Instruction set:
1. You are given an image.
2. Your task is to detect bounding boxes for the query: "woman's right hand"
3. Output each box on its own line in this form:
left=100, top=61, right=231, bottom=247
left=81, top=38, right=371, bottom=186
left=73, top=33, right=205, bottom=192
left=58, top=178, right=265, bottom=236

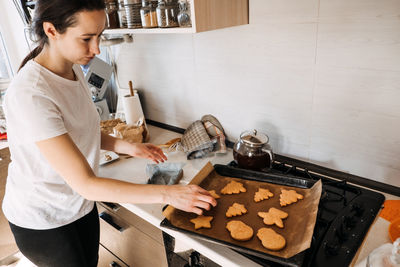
left=164, top=184, right=217, bottom=215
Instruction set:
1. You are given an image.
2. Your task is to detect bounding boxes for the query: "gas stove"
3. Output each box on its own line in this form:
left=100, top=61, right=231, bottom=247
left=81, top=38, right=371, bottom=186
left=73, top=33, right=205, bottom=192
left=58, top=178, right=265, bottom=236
left=227, top=159, right=385, bottom=267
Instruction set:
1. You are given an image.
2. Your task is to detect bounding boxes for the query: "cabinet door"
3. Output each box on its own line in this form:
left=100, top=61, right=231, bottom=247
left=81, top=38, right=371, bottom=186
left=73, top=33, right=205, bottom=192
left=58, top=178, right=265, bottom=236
left=98, top=203, right=168, bottom=267
left=0, top=148, right=18, bottom=261
left=98, top=244, right=128, bottom=267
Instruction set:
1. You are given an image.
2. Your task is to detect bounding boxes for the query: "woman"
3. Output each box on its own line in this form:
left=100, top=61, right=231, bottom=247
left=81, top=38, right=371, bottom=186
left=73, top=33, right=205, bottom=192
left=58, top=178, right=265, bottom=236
left=2, top=1, right=216, bottom=266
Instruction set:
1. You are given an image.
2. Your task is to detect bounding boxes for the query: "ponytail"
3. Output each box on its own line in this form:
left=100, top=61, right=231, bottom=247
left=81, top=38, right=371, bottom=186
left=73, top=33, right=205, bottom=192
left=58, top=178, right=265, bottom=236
left=18, top=43, right=44, bottom=71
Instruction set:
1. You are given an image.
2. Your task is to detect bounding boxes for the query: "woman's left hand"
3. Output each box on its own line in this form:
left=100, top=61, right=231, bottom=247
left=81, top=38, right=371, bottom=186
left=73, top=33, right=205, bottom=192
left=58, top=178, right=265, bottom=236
left=128, top=143, right=167, bottom=163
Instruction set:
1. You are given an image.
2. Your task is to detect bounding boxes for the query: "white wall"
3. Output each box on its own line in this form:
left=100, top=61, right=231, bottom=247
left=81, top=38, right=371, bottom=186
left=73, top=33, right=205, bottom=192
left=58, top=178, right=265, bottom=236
left=115, top=0, right=400, bottom=187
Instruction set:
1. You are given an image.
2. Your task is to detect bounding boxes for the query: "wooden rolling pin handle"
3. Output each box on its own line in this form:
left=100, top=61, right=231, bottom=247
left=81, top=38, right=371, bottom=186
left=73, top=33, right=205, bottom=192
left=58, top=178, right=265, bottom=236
left=129, top=81, right=134, bottom=96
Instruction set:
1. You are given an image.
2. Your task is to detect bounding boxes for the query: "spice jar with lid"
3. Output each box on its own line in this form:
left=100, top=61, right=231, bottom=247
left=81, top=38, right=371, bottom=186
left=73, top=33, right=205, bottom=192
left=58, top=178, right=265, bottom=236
left=117, top=0, right=127, bottom=28
left=105, top=0, right=120, bottom=29
left=177, top=0, right=191, bottom=27
left=140, top=0, right=157, bottom=28
left=156, top=0, right=178, bottom=28
left=124, top=0, right=142, bottom=28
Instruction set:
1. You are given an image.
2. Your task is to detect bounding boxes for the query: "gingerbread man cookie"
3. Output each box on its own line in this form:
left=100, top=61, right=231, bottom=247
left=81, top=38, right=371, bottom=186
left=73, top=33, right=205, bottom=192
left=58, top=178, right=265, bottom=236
left=220, top=180, right=246, bottom=195
left=226, top=203, right=248, bottom=218
left=254, top=188, right=274, bottom=202
left=279, top=189, right=304, bottom=207
left=226, top=220, right=254, bottom=241
left=190, top=215, right=213, bottom=230
left=257, top=207, right=288, bottom=228
left=257, top=228, right=286, bottom=251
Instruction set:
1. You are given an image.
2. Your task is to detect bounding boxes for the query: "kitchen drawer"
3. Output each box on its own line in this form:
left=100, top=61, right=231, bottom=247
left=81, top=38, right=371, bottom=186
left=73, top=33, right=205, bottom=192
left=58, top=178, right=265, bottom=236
left=97, top=203, right=167, bottom=267
left=98, top=244, right=128, bottom=267
left=99, top=202, right=164, bottom=245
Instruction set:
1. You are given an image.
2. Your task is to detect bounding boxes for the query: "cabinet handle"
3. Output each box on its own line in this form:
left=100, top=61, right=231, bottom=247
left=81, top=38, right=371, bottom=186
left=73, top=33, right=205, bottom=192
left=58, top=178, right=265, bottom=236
left=109, top=261, right=121, bottom=267
left=99, top=212, right=125, bottom=232
left=102, top=202, right=121, bottom=212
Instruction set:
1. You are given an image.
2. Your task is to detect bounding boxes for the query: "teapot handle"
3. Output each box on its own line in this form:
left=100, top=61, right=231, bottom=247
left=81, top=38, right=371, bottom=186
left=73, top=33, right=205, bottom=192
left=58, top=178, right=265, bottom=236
left=262, top=145, right=274, bottom=168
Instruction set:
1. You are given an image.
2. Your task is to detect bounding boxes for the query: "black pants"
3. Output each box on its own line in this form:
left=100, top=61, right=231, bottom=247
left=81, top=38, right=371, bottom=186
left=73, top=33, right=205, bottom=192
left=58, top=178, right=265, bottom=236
left=9, top=205, right=99, bottom=267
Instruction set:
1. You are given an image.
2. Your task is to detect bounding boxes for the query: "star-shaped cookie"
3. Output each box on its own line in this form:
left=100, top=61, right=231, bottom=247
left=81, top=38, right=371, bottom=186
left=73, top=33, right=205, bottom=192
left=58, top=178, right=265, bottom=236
left=190, top=215, right=213, bottom=230
left=208, top=190, right=220, bottom=199
left=220, top=181, right=246, bottom=195
left=254, top=188, right=274, bottom=202
left=258, top=207, right=288, bottom=228
left=226, top=203, right=248, bottom=217
left=279, top=189, right=304, bottom=206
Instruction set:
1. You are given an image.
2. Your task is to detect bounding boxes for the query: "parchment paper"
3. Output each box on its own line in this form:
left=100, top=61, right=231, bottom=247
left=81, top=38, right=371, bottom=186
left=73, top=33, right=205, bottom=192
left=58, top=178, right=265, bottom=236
left=163, top=162, right=322, bottom=259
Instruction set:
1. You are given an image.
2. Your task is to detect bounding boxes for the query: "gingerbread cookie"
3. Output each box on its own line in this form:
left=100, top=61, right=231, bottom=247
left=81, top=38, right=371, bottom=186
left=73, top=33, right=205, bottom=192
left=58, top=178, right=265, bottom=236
left=254, top=188, right=274, bottom=202
left=190, top=215, right=213, bottom=230
left=220, top=180, right=246, bottom=195
left=226, top=220, right=254, bottom=241
left=208, top=190, right=220, bottom=199
left=280, top=189, right=304, bottom=207
left=226, top=203, right=248, bottom=218
left=257, top=228, right=286, bottom=251
left=257, top=207, right=288, bottom=228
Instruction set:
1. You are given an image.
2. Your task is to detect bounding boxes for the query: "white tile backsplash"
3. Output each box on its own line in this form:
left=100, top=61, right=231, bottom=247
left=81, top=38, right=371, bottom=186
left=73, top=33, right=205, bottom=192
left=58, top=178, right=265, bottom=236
left=114, top=0, right=400, bottom=187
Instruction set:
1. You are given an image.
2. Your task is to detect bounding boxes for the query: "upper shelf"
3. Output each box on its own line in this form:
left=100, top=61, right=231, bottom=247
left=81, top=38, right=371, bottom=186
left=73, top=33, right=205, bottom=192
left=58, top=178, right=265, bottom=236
left=104, top=0, right=249, bottom=35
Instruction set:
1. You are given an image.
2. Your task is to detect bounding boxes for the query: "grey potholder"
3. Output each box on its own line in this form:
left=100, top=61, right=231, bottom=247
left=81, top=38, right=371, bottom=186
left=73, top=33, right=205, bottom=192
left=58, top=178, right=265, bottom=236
left=146, top=162, right=185, bottom=185
left=181, top=120, right=215, bottom=159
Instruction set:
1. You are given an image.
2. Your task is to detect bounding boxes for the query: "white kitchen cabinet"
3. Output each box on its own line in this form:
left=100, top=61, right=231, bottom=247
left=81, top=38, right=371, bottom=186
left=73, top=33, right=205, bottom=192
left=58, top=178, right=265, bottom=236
left=0, top=148, right=18, bottom=262
left=104, top=0, right=249, bottom=34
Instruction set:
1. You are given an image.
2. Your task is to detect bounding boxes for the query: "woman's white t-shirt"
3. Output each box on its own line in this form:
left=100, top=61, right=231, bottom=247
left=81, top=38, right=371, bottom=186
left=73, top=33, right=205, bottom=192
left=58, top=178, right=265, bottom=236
left=2, top=60, right=101, bottom=230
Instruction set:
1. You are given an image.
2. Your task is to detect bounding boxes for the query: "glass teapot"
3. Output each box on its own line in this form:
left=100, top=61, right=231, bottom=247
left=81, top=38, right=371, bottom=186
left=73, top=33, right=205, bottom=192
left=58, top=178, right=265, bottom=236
left=233, top=129, right=274, bottom=171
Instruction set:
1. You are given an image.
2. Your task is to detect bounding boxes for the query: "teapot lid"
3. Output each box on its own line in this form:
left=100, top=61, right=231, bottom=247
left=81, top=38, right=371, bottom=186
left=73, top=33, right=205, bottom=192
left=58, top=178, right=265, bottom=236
left=240, top=129, right=269, bottom=147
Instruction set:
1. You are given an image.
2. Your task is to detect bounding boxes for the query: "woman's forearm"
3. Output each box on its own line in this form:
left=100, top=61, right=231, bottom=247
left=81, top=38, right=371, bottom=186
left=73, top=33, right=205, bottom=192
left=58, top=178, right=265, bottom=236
left=100, top=132, right=133, bottom=154
left=81, top=175, right=167, bottom=204
left=75, top=175, right=215, bottom=214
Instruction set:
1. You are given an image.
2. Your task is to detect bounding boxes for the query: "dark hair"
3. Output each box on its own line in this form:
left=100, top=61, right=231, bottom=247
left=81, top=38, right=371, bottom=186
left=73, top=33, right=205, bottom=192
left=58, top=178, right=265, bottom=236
left=19, top=0, right=105, bottom=71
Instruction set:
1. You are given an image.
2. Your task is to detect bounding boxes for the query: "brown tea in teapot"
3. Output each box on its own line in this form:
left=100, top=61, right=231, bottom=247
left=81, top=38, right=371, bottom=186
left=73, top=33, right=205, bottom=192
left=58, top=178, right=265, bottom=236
left=233, top=129, right=274, bottom=171
left=233, top=150, right=271, bottom=171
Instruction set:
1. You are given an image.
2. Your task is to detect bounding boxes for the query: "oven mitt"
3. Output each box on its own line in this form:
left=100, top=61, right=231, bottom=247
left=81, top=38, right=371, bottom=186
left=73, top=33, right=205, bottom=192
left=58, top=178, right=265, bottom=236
left=201, top=114, right=227, bottom=154
left=146, top=162, right=185, bottom=185
left=181, top=120, right=216, bottom=159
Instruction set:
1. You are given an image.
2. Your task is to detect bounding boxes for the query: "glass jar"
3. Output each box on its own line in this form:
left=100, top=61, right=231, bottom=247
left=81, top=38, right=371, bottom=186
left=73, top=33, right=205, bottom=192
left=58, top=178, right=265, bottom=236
left=156, top=0, right=178, bottom=28
left=124, top=0, right=142, bottom=29
left=233, top=129, right=274, bottom=171
left=105, top=0, right=120, bottom=29
left=117, top=0, right=127, bottom=28
left=140, top=0, right=157, bottom=28
left=177, top=0, right=191, bottom=27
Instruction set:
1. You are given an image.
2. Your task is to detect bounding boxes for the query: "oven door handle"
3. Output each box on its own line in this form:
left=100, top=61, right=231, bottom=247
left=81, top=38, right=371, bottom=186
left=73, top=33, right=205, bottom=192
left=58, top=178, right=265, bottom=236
left=99, top=211, right=125, bottom=232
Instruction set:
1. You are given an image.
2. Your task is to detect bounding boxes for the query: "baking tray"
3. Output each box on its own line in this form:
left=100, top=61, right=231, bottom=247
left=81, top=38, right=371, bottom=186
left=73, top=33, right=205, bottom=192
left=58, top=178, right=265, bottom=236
left=161, top=163, right=322, bottom=267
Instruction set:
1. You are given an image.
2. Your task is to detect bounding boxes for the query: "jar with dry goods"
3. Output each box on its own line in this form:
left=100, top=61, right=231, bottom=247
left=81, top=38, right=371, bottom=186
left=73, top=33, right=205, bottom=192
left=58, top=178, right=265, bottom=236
left=233, top=129, right=274, bottom=171
left=124, top=0, right=142, bottom=28
left=105, top=0, right=120, bottom=29
left=177, top=0, right=191, bottom=27
left=156, top=0, right=178, bottom=28
left=140, top=0, right=157, bottom=28
left=117, top=0, right=127, bottom=28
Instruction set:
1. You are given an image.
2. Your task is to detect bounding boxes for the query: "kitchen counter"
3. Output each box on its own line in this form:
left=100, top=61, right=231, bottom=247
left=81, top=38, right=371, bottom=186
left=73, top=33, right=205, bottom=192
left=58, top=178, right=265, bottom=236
left=99, top=125, right=399, bottom=267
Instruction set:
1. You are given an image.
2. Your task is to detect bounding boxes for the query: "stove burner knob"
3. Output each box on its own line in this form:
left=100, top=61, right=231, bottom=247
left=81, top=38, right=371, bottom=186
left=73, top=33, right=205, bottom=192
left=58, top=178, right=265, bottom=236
left=351, top=202, right=365, bottom=217
left=324, top=241, right=340, bottom=256
left=343, top=216, right=357, bottom=229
